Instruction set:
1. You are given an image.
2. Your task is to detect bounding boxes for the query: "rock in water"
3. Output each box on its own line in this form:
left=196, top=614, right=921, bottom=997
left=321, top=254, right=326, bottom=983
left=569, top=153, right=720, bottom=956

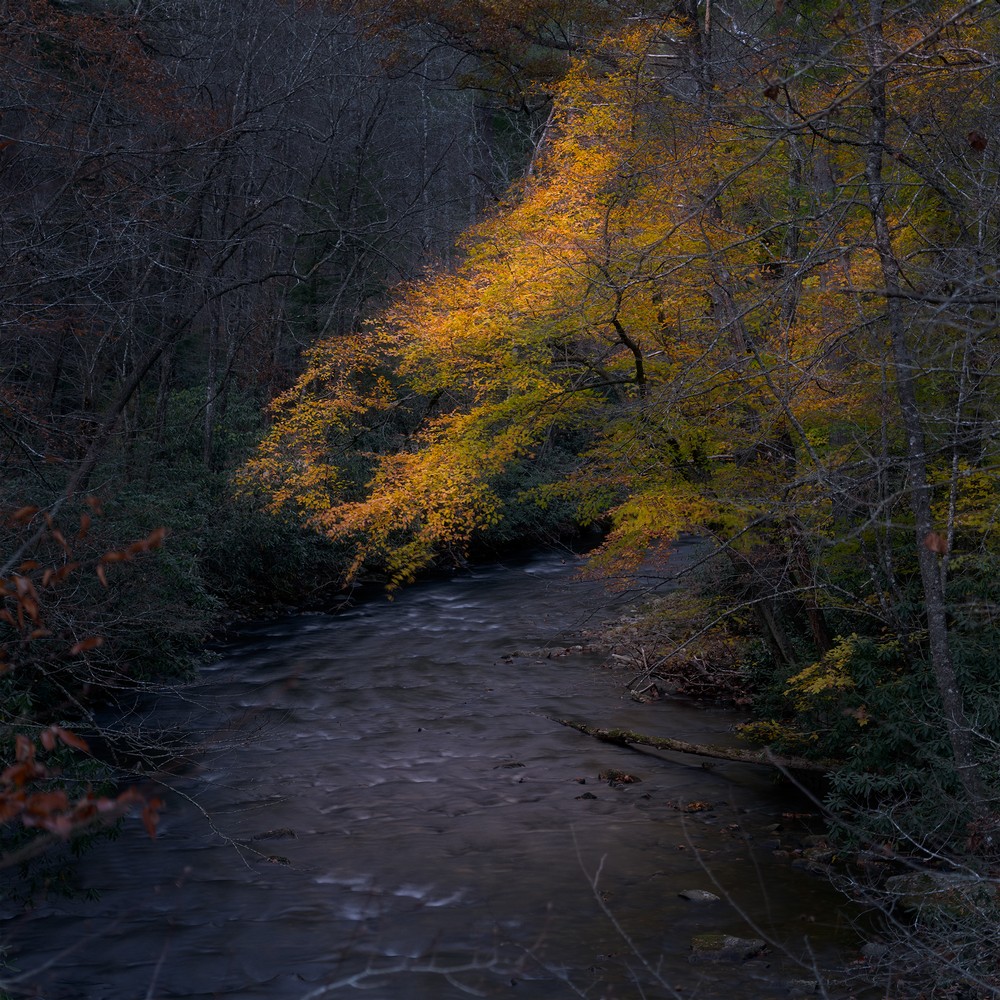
left=678, top=889, right=721, bottom=903
left=250, top=828, right=297, bottom=842
left=689, top=933, right=766, bottom=963
left=598, top=768, right=641, bottom=785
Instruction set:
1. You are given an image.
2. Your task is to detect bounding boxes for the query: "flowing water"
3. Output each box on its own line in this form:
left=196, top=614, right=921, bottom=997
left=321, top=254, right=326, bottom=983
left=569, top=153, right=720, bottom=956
left=1, top=544, right=869, bottom=999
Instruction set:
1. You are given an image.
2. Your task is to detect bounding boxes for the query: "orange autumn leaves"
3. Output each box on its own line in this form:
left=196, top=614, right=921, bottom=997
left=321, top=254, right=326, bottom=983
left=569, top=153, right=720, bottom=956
left=238, top=26, right=893, bottom=584
left=0, top=729, right=162, bottom=847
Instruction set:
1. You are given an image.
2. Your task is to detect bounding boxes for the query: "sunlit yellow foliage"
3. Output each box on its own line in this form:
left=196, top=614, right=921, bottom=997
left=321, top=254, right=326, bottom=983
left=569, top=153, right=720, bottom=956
left=930, top=461, right=1000, bottom=543
left=786, top=634, right=862, bottom=710
left=237, top=333, right=399, bottom=516
left=239, top=10, right=996, bottom=591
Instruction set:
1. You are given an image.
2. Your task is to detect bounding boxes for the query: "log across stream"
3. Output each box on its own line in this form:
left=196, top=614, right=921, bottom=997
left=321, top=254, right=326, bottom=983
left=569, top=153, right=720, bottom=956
left=0, top=544, right=870, bottom=999
left=553, top=719, right=833, bottom=773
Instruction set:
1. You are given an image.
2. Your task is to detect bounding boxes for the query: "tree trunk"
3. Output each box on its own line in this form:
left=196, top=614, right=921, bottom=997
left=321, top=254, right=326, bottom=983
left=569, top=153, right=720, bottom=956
left=203, top=322, right=219, bottom=471
left=857, top=0, right=982, bottom=805
left=722, top=544, right=798, bottom=670
left=788, top=517, right=833, bottom=656
left=154, top=344, right=175, bottom=450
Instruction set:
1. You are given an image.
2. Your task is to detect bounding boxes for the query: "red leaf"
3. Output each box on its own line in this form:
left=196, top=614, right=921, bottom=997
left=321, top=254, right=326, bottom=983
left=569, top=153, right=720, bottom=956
left=924, top=531, right=948, bottom=555
left=15, top=735, right=34, bottom=763
left=21, top=596, right=40, bottom=624
left=23, top=790, right=69, bottom=819
left=39, top=814, right=74, bottom=837
left=10, top=506, right=39, bottom=525
left=1, top=761, right=46, bottom=787
left=52, top=562, right=80, bottom=584
left=54, top=727, right=90, bottom=753
left=72, top=801, right=97, bottom=822
left=69, top=636, right=103, bottom=656
left=0, top=797, right=25, bottom=823
left=141, top=797, right=164, bottom=839
left=127, top=528, right=167, bottom=556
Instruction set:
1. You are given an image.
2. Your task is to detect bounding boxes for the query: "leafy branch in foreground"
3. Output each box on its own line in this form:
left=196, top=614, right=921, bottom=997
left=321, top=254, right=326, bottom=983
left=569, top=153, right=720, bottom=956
left=0, top=729, right=161, bottom=872
left=0, top=505, right=168, bottom=873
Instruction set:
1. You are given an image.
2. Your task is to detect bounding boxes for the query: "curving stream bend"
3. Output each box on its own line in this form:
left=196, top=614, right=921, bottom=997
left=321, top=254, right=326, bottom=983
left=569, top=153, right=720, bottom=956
left=2, top=544, right=865, bottom=999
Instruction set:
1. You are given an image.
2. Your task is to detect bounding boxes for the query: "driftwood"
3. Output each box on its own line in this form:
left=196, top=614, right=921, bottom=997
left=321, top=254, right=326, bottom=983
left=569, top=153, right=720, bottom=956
left=553, top=719, right=831, bottom=774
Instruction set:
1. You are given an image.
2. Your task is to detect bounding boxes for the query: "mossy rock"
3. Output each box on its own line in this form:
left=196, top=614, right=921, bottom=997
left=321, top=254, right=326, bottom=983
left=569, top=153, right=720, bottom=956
left=598, top=768, right=640, bottom=785
left=689, top=933, right=766, bottom=963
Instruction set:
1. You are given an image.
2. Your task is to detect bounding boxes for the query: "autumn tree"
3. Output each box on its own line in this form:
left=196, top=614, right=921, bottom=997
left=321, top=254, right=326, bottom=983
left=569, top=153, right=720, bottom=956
left=244, top=3, right=1000, bottom=873
left=239, top=20, right=873, bottom=594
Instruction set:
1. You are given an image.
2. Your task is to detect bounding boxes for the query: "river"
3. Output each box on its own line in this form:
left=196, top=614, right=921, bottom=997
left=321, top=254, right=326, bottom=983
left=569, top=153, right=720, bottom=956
left=1, top=543, right=869, bottom=999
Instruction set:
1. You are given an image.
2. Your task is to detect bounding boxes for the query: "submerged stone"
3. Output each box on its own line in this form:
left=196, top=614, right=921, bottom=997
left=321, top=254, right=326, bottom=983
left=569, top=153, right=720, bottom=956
left=678, top=889, right=721, bottom=903
left=250, top=827, right=297, bottom=842
left=689, top=933, right=766, bottom=963
left=598, top=768, right=641, bottom=785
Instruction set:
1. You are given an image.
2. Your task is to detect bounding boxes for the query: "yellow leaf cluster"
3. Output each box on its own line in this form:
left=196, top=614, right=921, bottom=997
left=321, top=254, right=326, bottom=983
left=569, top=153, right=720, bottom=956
left=786, top=633, right=862, bottom=710
left=239, top=10, right=994, bottom=585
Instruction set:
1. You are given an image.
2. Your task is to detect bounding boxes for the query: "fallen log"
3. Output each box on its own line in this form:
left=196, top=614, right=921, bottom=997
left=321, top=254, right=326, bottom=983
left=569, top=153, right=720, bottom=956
left=553, top=719, right=832, bottom=774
